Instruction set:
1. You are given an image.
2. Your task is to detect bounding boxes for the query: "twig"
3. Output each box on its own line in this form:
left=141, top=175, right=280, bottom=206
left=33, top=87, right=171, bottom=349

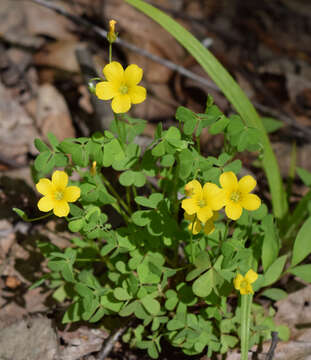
left=96, top=325, right=128, bottom=360
left=265, top=331, right=279, bottom=360
left=26, top=0, right=311, bottom=140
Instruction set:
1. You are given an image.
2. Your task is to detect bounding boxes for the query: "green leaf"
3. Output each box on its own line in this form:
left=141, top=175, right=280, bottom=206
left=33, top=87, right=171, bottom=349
left=74, top=283, right=94, bottom=298
left=13, top=208, right=29, bottom=221
left=178, top=148, right=194, bottom=180
left=176, top=106, right=197, bottom=135
left=147, top=341, right=159, bottom=359
left=223, top=159, right=242, bottom=174
left=119, top=301, right=138, bottom=317
left=292, top=216, right=311, bottom=266
left=209, top=116, right=229, bottom=134
left=152, top=141, right=165, bottom=157
left=68, top=218, right=84, bottom=232
left=133, top=172, right=146, bottom=187
left=34, top=151, right=55, bottom=174
left=289, top=264, right=311, bottom=283
left=296, top=167, right=311, bottom=186
left=52, top=285, right=67, bottom=302
left=262, top=255, right=287, bottom=287
left=62, top=301, right=82, bottom=323
left=34, top=138, right=50, bottom=152
left=125, top=0, right=287, bottom=220
left=89, top=307, right=106, bottom=323
left=135, top=193, right=163, bottom=208
left=192, top=268, right=223, bottom=297
left=261, top=288, right=288, bottom=301
left=261, top=214, right=279, bottom=271
left=103, top=138, right=125, bottom=167
left=132, top=210, right=151, bottom=226
left=119, top=170, right=134, bottom=186
left=276, top=325, right=290, bottom=341
left=114, top=287, right=132, bottom=300
left=47, top=132, right=59, bottom=149
left=160, top=154, right=175, bottom=167
left=261, top=117, right=283, bottom=133
left=141, top=295, right=160, bottom=315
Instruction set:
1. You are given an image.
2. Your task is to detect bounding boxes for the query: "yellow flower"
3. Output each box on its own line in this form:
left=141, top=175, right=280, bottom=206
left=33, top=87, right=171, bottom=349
left=234, top=269, right=258, bottom=295
left=107, top=19, right=117, bottom=43
left=219, top=171, right=261, bottom=220
left=182, top=180, right=224, bottom=223
left=95, top=61, right=146, bottom=113
left=184, top=213, right=202, bottom=235
left=184, top=211, right=218, bottom=235
left=36, top=170, right=80, bottom=217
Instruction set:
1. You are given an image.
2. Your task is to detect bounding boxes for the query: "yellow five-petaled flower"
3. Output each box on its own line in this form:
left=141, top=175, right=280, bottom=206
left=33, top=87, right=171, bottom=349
left=96, top=61, right=146, bottom=114
left=36, top=170, right=81, bottom=217
left=181, top=179, right=224, bottom=223
left=219, top=171, right=261, bottom=220
left=234, top=269, right=258, bottom=295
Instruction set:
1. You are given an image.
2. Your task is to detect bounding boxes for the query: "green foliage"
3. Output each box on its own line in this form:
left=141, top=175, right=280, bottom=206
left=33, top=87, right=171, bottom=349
left=125, top=0, right=287, bottom=221
left=24, top=14, right=305, bottom=358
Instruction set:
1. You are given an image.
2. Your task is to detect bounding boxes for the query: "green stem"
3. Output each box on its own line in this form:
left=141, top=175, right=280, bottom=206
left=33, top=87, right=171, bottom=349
left=109, top=43, right=112, bottom=63
left=126, top=187, right=132, bottom=213
left=241, top=294, right=252, bottom=360
left=101, top=174, right=131, bottom=216
left=132, top=186, right=140, bottom=209
left=190, top=215, right=197, bottom=263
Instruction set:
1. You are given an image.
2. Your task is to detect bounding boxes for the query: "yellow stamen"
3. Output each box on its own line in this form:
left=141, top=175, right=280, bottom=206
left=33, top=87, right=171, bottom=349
left=230, top=191, right=241, bottom=202
left=119, top=84, right=128, bottom=94
left=241, top=280, right=248, bottom=289
left=199, top=199, right=206, bottom=208
left=54, top=191, right=64, bottom=200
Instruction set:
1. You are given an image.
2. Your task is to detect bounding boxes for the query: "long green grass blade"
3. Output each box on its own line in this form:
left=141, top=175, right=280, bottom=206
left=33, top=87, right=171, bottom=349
left=125, top=0, right=288, bottom=219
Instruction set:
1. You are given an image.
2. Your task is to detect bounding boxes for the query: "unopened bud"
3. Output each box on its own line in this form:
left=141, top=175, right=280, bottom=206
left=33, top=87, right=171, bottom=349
left=107, top=19, right=117, bottom=44
left=90, top=161, right=97, bottom=176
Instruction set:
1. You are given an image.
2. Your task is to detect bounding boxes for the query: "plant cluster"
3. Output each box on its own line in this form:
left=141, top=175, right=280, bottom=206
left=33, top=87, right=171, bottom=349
left=14, top=6, right=311, bottom=360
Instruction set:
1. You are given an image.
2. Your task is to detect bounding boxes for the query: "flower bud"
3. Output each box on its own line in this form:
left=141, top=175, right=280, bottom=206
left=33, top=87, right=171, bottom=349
left=107, top=19, right=117, bottom=44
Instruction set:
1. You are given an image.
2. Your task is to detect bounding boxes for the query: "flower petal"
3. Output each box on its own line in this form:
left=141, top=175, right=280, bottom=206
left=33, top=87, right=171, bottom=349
left=220, top=171, right=238, bottom=192
left=36, top=178, right=53, bottom=196
left=233, top=274, right=244, bottom=290
left=225, top=202, right=243, bottom=220
left=188, top=219, right=202, bottom=235
left=182, top=198, right=198, bottom=215
left=64, top=186, right=81, bottom=202
left=197, top=206, right=213, bottom=223
left=111, top=94, right=131, bottom=113
left=245, top=269, right=258, bottom=284
left=184, top=180, right=202, bottom=197
left=128, top=85, right=146, bottom=104
left=52, top=171, right=68, bottom=189
left=53, top=200, right=70, bottom=217
left=203, top=219, right=215, bottom=235
left=238, top=175, right=256, bottom=194
left=38, top=196, right=54, bottom=212
left=203, top=183, right=225, bottom=210
left=241, top=194, right=261, bottom=211
left=103, top=61, right=124, bottom=83
left=95, top=81, right=118, bottom=100
left=124, top=64, right=143, bottom=86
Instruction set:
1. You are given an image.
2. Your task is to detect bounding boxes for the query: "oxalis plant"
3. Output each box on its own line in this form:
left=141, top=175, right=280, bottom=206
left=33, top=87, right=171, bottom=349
left=13, top=5, right=311, bottom=360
